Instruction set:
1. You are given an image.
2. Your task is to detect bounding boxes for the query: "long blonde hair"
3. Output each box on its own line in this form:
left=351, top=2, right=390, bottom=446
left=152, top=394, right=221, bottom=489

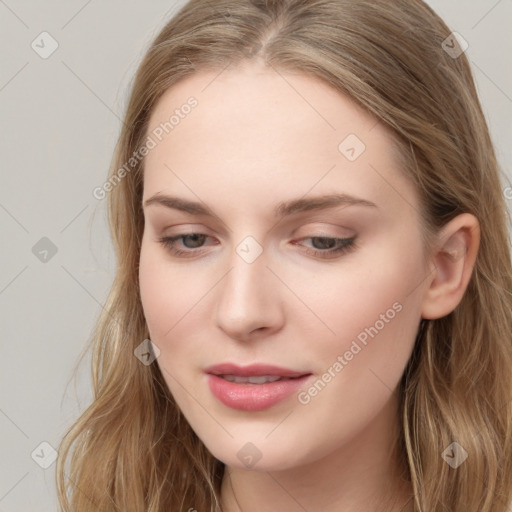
left=56, top=1, right=512, bottom=510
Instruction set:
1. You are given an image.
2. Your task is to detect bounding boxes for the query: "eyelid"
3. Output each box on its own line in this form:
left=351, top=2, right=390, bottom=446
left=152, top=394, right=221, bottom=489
left=157, top=231, right=358, bottom=260
left=160, top=225, right=353, bottom=245
left=291, top=221, right=356, bottom=236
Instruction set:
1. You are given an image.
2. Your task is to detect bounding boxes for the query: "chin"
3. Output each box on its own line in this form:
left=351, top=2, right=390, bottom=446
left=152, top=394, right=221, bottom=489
left=200, top=434, right=314, bottom=472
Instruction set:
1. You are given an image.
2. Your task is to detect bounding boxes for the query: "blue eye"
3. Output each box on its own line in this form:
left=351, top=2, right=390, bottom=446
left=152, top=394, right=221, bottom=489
left=158, top=233, right=215, bottom=257
left=157, top=234, right=357, bottom=259
left=295, top=236, right=357, bottom=259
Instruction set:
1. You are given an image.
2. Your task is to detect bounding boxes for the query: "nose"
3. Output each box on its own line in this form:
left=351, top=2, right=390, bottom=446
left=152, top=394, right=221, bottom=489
left=213, top=246, right=285, bottom=342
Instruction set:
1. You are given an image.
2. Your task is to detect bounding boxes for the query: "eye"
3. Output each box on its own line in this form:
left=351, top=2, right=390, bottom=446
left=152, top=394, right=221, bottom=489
left=157, top=233, right=358, bottom=259
left=157, top=233, right=215, bottom=257
left=293, top=236, right=358, bottom=259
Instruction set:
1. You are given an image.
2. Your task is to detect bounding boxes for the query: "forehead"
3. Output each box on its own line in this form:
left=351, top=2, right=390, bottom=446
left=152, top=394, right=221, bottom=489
left=143, top=63, right=418, bottom=220
left=147, top=62, right=383, bottom=155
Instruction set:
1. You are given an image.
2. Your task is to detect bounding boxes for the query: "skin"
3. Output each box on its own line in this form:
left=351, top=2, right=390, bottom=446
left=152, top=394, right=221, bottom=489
left=138, top=60, right=480, bottom=512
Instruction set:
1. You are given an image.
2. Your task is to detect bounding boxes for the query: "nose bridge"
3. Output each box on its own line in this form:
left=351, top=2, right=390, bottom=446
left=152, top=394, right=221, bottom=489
left=213, top=238, right=282, bottom=339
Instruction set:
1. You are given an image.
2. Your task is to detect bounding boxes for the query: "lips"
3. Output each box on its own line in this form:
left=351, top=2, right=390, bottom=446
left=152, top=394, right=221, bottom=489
left=204, top=363, right=313, bottom=411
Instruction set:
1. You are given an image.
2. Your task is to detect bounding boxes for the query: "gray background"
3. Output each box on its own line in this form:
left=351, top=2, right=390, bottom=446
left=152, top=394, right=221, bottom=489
left=0, top=1, right=511, bottom=510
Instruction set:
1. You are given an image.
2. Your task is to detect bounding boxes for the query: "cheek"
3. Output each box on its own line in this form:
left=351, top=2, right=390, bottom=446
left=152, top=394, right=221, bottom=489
left=315, top=239, right=420, bottom=312
left=290, top=238, right=424, bottom=374
left=138, top=248, right=200, bottom=397
left=138, top=242, right=204, bottom=340
left=138, top=243, right=218, bottom=397
left=139, top=252, right=174, bottom=339
left=287, top=251, right=423, bottom=455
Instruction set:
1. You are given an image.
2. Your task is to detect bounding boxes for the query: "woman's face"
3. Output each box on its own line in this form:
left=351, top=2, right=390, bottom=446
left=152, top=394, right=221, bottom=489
left=139, top=62, right=430, bottom=471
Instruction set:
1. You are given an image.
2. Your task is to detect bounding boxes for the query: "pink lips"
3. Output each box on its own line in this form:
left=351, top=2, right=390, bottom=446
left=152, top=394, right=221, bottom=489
left=205, top=363, right=313, bottom=411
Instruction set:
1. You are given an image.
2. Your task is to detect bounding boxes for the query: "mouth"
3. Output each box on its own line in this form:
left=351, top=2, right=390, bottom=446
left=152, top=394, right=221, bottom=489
left=204, top=363, right=313, bottom=411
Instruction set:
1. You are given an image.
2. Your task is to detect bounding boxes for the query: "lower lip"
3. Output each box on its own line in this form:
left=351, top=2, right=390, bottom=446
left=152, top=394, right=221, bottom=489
left=207, top=374, right=312, bottom=411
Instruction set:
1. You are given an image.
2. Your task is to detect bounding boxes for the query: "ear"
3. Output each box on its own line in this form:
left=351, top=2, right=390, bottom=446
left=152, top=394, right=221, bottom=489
left=421, top=213, right=480, bottom=320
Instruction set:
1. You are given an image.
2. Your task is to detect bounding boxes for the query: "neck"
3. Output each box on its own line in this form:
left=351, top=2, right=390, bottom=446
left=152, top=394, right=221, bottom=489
left=219, top=391, right=413, bottom=512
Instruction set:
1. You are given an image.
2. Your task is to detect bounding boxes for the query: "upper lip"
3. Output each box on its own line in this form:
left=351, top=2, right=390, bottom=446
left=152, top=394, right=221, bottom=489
left=205, top=363, right=311, bottom=378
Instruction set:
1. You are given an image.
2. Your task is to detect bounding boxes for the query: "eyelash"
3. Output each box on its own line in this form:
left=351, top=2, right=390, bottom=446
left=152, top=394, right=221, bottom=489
left=157, top=233, right=358, bottom=260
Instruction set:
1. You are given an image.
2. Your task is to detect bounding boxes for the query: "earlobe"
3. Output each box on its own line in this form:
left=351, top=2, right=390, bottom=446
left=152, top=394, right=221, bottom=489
left=421, top=213, right=480, bottom=320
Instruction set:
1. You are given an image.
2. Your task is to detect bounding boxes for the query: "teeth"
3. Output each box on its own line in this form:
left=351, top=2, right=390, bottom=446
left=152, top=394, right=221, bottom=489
left=222, top=375, right=285, bottom=384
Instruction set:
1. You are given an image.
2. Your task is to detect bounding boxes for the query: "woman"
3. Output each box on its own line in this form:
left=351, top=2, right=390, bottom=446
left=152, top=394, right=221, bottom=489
left=56, top=1, right=512, bottom=511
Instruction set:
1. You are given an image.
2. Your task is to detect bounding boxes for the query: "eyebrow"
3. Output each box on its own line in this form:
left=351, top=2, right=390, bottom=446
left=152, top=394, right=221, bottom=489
left=143, top=192, right=377, bottom=219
